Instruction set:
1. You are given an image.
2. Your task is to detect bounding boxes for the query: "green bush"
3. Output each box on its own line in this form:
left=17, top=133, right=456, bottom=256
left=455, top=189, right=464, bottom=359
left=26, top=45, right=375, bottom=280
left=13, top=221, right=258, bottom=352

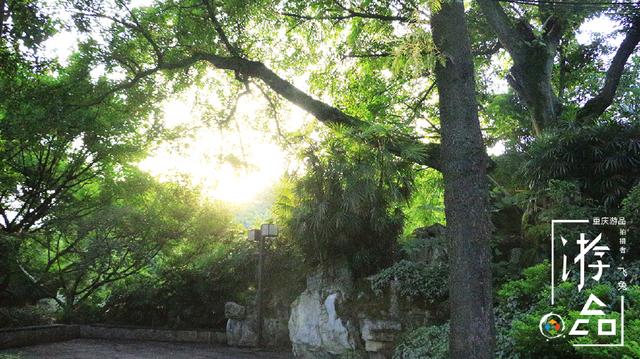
left=370, top=260, right=448, bottom=304
left=495, top=262, right=640, bottom=358
left=393, top=324, right=449, bottom=359
left=0, top=304, right=56, bottom=328
left=523, top=121, right=640, bottom=209
left=102, top=237, right=256, bottom=329
left=274, top=131, right=415, bottom=277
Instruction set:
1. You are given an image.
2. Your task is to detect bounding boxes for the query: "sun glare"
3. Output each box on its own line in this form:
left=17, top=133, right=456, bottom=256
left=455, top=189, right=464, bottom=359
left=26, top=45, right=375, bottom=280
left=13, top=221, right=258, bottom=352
left=138, top=87, right=303, bottom=204
left=41, top=11, right=309, bottom=205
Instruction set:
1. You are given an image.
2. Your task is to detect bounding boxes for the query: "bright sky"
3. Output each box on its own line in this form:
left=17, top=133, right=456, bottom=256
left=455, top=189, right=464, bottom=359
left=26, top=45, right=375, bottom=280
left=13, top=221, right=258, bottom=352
left=41, top=1, right=309, bottom=205
left=137, top=88, right=306, bottom=203
left=40, top=4, right=620, bottom=202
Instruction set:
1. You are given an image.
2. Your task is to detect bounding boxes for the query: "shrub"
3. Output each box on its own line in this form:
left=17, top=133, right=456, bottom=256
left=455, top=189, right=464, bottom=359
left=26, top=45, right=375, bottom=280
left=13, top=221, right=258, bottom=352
left=523, top=121, right=640, bottom=209
left=393, top=324, right=449, bottom=359
left=370, top=260, right=448, bottom=304
left=274, top=131, right=415, bottom=277
left=495, top=261, right=640, bottom=358
left=0, top=304, right=57, bottom=328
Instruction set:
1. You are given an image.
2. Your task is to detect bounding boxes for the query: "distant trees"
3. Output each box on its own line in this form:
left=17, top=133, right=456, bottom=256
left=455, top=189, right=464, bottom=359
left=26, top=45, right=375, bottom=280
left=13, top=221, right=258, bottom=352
left=15, top=173, right=206, bottom=318
left=0, top=0, right=174, bottom=306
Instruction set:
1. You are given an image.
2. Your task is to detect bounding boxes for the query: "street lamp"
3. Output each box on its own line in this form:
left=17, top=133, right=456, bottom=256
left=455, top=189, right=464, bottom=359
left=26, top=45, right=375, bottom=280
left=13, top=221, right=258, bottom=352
left=261, top=223, right=278, bottom=238
left=248, top=228, right=261, bottom=242
left=248, top=223, right=277, bottom=347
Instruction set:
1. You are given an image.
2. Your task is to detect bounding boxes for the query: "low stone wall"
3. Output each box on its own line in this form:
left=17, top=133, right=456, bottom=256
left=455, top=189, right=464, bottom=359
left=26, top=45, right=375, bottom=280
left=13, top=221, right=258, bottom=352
left=80, top=325, right=226, bottom=344
left=0, top=324, right=226, bottom=349
left=0, top=324, right=80, bottom=349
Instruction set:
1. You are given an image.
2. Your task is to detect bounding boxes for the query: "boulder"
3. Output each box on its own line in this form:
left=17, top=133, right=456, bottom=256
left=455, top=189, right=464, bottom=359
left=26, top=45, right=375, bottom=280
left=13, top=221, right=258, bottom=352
left=360, top=319, right=401, bottom=342
left=225, top=301, right=290, bottom=348
left=224, top=302, right=246, bottom=320
left=408, top=224, right=447, bottom=265
left=264, top=318, right=290, bottom=348
left=288, top=265, right=359, bottom=358
left=226, top=317, right=257, bottom=347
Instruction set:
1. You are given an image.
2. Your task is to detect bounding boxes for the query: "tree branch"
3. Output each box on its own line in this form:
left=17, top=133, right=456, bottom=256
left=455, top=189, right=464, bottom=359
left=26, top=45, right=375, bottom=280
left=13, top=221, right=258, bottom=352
left=202, top=53, right=441, bottom=168
left=282, top=3, right=412, bottom=23
left=576, top=18, right=640, bottom=124
left=202, top=0, right=240, bottom=57
left=115, top=0, right=163, bottom=63
left=77, top=9, right=163, bottom=64
left=282, top=11, right=410, bottom=22
left=342, top=51, right=392, bottom=59
left=0, top=0, right=5, bottom=40
left=542, top=15, right=564, bottom=46
left=477, top=0, right=526, bottom=60
left=472, top=41, right=502, bottom=57
left=91, top=52, right=441, bottom=170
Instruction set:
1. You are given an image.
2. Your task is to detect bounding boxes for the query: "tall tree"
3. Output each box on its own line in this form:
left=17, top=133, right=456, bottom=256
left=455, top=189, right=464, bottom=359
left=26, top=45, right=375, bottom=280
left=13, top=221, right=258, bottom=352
left=16, top=172, right=202, bottom=319
left=0, top=55, right=160, bottom=235
left=431, top=1, right=494, bottom=357
left=63, top=0, right=498, bottom=351
left=477, top=0, right=640, bottom=134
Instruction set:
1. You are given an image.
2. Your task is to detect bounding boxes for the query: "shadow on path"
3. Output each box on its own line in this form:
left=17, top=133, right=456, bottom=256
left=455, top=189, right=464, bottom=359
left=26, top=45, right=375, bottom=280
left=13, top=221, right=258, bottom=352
left=0, top=338, right=293, bottom=359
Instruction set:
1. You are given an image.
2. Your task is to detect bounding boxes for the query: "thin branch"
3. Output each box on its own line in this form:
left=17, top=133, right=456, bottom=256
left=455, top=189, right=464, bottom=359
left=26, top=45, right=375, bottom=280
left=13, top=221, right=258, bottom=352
left=406, top=82, right=440, bottom=133
left=472, top=41, right=502, bottom=57
left=0, top=0, right=5, bottom=39
left=202, top=0, right=241, bottom=57
left=77, top=10, right=163, bottom=64
left=281, top=5, right=412, bottom=23
left=342, top=51, right=393, bottom=59
left=115, top=0, right=163, bottom=63
left=255, top=82, right=294, bottom=149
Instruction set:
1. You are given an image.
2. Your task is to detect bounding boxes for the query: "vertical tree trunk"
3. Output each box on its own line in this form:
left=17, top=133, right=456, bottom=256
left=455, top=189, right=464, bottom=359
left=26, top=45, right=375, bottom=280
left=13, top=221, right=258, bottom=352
left=0, top=0, right=5, bottom=39
left=431, top=1, right=495, bottom=358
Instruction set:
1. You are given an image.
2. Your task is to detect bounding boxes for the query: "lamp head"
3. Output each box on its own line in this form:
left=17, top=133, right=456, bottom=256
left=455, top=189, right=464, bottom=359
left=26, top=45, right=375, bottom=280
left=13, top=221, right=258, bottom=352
left=260, top=223, right=278, bottom=238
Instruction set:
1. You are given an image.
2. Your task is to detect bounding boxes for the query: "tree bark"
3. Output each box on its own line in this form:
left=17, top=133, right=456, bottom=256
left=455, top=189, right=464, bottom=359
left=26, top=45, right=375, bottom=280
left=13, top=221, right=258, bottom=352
left=0, top=0, right=5, bottom=40
left=431, top=1, right=494, bottom=357
left=477, top=0, right=560, bottom=135
left=0, top=0, right=7, bottom=40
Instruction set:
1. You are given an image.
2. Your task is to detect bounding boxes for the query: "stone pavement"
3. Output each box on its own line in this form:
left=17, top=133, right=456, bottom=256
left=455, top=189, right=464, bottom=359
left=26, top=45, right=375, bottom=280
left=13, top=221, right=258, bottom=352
left=0, top=338, right=294, bottom=359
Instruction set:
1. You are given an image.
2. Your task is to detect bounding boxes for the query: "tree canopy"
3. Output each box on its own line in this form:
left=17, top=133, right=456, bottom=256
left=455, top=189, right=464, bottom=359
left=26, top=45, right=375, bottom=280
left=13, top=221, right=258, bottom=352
left=1, top=0, right=640, bottom=357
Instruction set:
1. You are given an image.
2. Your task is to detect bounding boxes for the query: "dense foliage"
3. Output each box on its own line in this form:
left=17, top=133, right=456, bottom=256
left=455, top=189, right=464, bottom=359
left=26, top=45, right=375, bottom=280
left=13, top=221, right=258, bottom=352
left=275, top=129, right=415, bottom=277
left=2, top=0, right=640, bottom=356
left=495, top=262, right=640, bottom=358
left=393, top=324, right=449, bottom=359
left=370, top=259, right=447, bottom=305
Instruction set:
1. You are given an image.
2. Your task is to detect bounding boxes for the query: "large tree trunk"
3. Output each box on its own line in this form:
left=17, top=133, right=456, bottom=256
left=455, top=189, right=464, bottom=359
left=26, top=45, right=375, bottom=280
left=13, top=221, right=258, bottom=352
left=476, top=0, right=561, bottom=135
left=507, top=46, right=560, bottom=135
left=431, top=1, right=495, bottom=357
left=478, top=0, right=640, bottom=132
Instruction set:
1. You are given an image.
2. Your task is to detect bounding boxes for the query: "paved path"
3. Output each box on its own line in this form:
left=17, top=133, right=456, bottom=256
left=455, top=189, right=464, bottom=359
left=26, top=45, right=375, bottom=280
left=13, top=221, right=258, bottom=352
left=0, top=339, right=294, bottom=359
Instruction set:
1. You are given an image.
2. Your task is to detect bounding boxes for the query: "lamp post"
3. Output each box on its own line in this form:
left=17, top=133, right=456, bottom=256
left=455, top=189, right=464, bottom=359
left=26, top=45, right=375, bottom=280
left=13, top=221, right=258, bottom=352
left=248, top=223, right=278, bottom=347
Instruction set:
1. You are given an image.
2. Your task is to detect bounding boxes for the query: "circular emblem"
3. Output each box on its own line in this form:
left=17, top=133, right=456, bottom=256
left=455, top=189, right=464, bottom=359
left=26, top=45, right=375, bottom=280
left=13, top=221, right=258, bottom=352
left=539, top=313, right=565, bottom=339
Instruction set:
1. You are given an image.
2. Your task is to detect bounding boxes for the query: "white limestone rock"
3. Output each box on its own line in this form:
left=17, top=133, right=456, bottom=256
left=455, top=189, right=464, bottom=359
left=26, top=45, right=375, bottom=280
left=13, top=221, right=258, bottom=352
left=288, top=266, right=358, bottom=358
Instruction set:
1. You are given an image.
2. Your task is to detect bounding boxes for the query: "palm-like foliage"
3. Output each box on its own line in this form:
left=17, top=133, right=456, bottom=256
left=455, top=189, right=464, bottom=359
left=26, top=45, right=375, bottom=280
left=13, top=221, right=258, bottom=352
left=276, top=131, right=415, bottom=276
left=524, top=121, right=640, bottom=209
